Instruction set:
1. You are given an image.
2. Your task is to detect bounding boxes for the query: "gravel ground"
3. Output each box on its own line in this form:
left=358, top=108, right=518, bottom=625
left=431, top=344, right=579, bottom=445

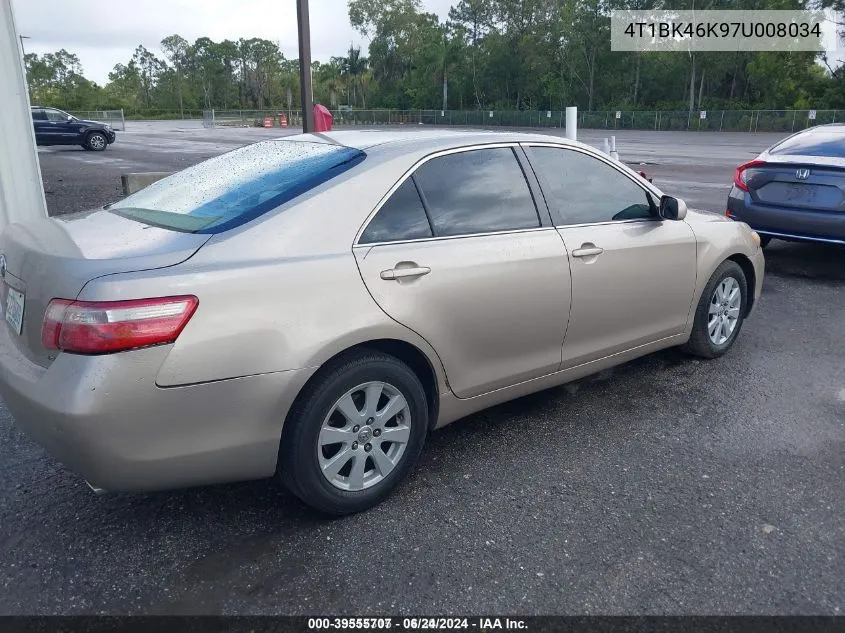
left=0, top=123, right=842, bottom=615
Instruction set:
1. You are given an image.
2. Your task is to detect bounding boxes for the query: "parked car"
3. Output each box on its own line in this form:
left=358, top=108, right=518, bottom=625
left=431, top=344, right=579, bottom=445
left=30, top=106, right=116, bottom=151
left=727, top=123, right=845, bottom=247
left=0, top=130, right=764, bottom=514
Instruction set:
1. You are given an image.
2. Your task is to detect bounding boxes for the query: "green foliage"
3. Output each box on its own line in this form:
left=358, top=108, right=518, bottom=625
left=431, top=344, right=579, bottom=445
left=22, top=0, right=845, bottom=114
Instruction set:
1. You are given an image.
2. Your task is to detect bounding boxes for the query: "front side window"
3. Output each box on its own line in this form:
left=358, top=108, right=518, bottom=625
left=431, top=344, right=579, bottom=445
left=31, top=109, right=47, bottom=121
left=44, top=108, right=69, bottom=122
left=360, top=179, right=432, bottom=244
left=412, top=147, right=540, bottom=237
left=108, top=140, right=366, bottom=233
left=529, top=147, right=655, bottom=225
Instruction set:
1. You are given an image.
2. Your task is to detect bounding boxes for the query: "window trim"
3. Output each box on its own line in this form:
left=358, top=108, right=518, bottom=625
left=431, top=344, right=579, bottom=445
left=521, top=142, right=666, bottom=229
left=354, top=142, right=546, bottom=246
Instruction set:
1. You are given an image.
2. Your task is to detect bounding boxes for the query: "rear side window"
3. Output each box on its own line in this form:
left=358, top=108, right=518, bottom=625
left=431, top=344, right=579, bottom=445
left=109, top=140, right=366, bottom=233
left=413, top=148, right=540, bottom=237
left=769, top=126, right=845, bottom=158
left=360, top=179, right=432, bottom=243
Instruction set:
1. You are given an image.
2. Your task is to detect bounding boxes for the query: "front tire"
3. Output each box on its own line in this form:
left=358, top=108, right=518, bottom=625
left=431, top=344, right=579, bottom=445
left=682, top=260, right=748, bottom=359
left=84, top=132, right=107, bottom=151
left=279, top=350, right=428, bottom=515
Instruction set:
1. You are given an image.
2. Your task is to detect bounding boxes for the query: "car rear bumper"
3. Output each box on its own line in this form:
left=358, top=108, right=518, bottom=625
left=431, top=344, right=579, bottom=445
left=0, top=326, right=315, bottom=492
left=727, top=186, right=845, bottom=245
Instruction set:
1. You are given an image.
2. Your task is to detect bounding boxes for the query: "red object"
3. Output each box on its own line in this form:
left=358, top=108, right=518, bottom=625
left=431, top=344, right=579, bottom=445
left=734, top=159, right=765, bottom=192
left=263, top=116, right=272, bottom=128
left=313, top=104, right=333, bottom=132
left=280, top=113, right=288, bottom=128
left=42, top=296, right=198, bottom=355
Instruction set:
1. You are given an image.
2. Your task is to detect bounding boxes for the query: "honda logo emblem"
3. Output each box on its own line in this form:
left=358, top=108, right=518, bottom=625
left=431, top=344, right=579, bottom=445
left=796, top=168, right=811, bottom=180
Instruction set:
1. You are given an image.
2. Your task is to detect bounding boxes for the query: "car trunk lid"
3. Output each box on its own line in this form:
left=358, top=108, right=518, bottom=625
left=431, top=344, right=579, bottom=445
left=0, top=209, right=210, bottom=368
left=746, top=158, right=845, bottom=212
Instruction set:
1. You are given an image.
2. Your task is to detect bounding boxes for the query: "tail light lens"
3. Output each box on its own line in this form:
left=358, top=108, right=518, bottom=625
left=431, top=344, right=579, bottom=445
left=41, top=295, right=198, bottom=354
left=734, top=160, right=765, bottom=192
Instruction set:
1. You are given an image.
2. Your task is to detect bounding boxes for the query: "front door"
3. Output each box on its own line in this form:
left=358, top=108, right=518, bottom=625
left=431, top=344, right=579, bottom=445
left=525, top=144, right=698, bottom=368
left=43, top=108, right=76, bottom=144
left=355, top=146, right=572, bottom=398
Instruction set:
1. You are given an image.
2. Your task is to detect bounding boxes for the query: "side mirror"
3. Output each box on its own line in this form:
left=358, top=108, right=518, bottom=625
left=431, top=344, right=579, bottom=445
left=67, top=115, right=74, bottom=121
left=659, top=195, right=687, bottom=221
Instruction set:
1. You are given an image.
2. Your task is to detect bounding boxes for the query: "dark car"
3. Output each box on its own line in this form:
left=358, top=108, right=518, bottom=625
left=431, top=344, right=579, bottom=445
left=30, top=106, right=116, bottom=151
left=726, top=123, right=845, bottom=247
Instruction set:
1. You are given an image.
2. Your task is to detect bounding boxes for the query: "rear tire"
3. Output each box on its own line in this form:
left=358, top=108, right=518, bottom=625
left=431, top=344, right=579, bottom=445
left=682, top=260, right=748, bottom=359
left=279, top=350, right=428, bottom=515
left=85, top=132, right=107, bottom=151
left=759, top=235, right=772, bottom=248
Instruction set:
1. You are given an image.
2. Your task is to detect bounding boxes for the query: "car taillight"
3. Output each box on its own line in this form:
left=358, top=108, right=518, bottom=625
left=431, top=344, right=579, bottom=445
left=41, top=295, right=198, bottom=354
left=733, top=160, right=765, bottom=192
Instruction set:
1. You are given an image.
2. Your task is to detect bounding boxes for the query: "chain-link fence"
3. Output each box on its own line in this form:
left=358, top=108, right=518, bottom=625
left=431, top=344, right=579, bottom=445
left=197, top=108, right=840, bottom=133
left=203, top=109, right=303, bottom=128
left=325, top=109, right=839, bottom=133
left=69, top=109, right=125, bottom=131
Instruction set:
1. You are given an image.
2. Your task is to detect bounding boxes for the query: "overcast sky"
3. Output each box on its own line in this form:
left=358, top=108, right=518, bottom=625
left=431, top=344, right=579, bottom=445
left=11, top=1, right=843, bottom=85
left=11, top=0, right=455, bottom=85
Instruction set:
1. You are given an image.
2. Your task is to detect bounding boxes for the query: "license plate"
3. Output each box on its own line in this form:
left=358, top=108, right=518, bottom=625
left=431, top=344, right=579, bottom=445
left=785, top=184, right=816, bottom=203
left=5, top=287, right=24, bottom=336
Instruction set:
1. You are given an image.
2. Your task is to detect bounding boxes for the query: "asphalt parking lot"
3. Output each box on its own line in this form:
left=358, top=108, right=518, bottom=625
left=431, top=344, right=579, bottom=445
left=1, top=122, right=843, bottom=615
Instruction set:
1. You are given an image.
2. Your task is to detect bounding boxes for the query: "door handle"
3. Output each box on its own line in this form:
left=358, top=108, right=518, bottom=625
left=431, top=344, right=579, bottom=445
left=380, top=266, right=431, bottom=280
left=572, top=245, right=604, bottom=258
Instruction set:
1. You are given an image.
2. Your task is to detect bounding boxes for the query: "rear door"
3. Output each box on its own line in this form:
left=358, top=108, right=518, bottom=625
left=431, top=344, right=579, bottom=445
left=525, top=144, right=697, bottom=369
left=30, top=108, right=54, bottom=144
left=355, top=145, right=572, bottom=399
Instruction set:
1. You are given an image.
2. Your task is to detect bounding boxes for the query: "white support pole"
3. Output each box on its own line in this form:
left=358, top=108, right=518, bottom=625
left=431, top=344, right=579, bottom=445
left=609, top=135, right=619, bottom=161
left=565, top=106, right=577, bottom=141
left=0, top=0, right=47, bottom=231
left=602, top=138, right=610, bottom=155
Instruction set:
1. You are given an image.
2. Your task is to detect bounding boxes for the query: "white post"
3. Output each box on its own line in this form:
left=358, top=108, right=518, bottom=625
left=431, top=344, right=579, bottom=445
left=602, top=138, right=610, bottom=155
left=0, top=0, right=47, bottom=231
left=609, top=135, right=619, bottom=161
left=565, top=106, right=577, bottom=141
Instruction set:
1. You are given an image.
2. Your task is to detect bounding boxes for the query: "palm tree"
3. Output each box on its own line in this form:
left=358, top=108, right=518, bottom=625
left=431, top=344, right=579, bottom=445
left=340, top=45, right=368, bottom=108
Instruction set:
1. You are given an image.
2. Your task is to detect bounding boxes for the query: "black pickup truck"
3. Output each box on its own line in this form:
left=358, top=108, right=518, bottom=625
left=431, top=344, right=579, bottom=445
left=31, top=106, right=116, bottom=151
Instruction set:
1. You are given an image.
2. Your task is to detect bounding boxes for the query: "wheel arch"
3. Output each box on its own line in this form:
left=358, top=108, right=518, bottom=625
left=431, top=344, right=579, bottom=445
left=283, top=338, right=443, bottom=441
left=84, top=129, right=106, bottom=143
left=726, top=252, right=756, bottom=317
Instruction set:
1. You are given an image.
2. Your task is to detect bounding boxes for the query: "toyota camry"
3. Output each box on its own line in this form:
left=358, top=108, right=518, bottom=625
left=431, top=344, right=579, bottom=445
left=0, top=130, right=764, bottom=514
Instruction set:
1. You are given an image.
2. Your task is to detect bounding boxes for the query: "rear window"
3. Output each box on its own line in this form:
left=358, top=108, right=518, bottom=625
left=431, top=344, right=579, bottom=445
left=769, top=126, right=845, bottom=158
left=108, top=140, right=365, bottom=233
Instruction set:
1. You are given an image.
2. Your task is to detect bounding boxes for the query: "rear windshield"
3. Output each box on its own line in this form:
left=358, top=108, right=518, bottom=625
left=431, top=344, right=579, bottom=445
left=769, top=126, right=845, bottom=158
left=108, top=140, right=366, bottom=233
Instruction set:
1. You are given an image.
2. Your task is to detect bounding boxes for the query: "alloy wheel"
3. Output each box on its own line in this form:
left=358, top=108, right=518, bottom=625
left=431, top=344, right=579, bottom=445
left=708, top=276, right=741, bottom=345
left=316, top=381, right=411, bottom=491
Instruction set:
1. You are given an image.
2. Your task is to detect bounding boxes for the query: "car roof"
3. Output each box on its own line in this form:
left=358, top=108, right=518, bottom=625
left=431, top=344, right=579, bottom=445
left=275, top=128, right=587, bottom=154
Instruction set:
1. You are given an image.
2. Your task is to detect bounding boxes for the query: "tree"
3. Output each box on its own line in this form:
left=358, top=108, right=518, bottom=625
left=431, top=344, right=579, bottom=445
left=21, top=1, right=843, bottom=116
left=161, top=35, right=189, bottom=117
